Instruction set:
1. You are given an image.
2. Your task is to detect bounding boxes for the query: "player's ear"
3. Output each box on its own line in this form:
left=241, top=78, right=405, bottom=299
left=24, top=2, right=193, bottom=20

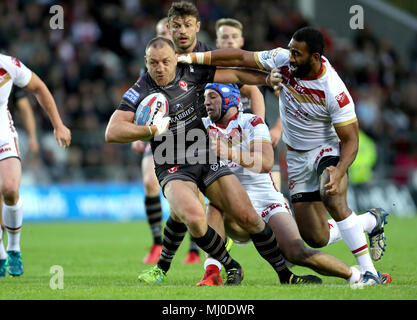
left=312, top=52, right=321, bottom=62
left=196, top=21, right=201, bottom=32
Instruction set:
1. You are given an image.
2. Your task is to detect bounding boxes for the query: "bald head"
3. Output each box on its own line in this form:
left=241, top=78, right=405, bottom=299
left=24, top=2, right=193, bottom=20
left=145, top=37, right=177, bottom=86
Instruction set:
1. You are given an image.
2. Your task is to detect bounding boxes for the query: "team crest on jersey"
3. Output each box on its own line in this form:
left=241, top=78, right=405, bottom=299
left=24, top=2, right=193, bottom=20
left=11, top=57, right=21, bottom=67
left=335, top=92, right=350, bottom=108
left=179, top=80, right=188, bottom=91
left=167, top=166, right=179, bottom=173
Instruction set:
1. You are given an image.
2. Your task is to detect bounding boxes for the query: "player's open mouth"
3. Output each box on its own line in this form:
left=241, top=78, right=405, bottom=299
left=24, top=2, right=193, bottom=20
left=290, top=64, right=298, bottom=72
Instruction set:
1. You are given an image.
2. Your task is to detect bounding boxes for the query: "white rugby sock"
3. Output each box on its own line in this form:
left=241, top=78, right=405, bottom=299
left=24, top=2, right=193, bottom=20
left=327, top=211, right=378, bottom=246
left=3, top=198, right=23, bottom=252
left=204, top=257, right=222, bottom=272
left=0, top=227, right=6, bottom=260
left=358, top=211, right=377, bottom=234
left=336, top=212, right=377, bottom=276
left=327, top=219, right=342, bottom=245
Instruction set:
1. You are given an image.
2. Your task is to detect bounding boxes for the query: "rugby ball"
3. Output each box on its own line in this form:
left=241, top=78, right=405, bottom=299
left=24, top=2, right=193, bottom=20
left=133, top=92, right=169, bottom=126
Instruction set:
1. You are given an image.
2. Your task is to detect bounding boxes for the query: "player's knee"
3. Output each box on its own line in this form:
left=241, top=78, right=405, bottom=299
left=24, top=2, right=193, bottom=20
left=144, top=178, right=160, bottom=196
left=305, top=237, right=329, bottom=249
left=183, top=210, right=207, bottom=236
left=1, top=183, right=19, bottom=204
left=235, top=208, right=262, bottom=232
left=284, top=240, right=313, bottom=264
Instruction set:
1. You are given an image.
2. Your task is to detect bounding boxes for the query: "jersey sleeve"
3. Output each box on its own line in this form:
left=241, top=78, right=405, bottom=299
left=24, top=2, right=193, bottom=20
left=253, top=48, right=290, bottom=71
left=117, top=83, right=143, bottom=113
left=245, top=115, right=272, bottom=144
left=328, top=86, right=357, bottom=127
left=6, top=56, right=33, bottom=88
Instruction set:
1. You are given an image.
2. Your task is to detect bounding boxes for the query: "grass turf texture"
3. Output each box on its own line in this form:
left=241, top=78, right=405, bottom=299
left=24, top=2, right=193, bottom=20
left=0, top=216, right=416, bottom=300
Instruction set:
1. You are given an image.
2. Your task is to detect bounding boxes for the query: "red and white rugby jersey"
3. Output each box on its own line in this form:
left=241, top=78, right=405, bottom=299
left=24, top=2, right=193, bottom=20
left=202, top=112, right=279, bottom=194
left=254, top=48, right=357, bottom=150
left=0, top=54, right=33, bottom=130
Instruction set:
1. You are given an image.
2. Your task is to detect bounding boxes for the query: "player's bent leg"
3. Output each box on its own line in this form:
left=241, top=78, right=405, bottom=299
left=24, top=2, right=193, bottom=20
left=165, top=180, right=242, bottom=284
left=267, top=212, right=352, bottom=280
left=206, top=175, right=294, bottom=283
left=141, top=154, right=164, bottom=264
left=0, top=158, right=23, bottom=277
left=319, top=170, right=385, bottom=281
left=292, top=200, right=330, bottom=248
left=205, top=174, right=264, bottom=234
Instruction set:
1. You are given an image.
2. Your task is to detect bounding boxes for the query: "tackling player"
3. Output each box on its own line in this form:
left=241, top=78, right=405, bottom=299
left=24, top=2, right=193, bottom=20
left=178, top=27, right=391, bottom=288
left=0, top=53, right=71, bottom=277
left=198, top=83, right=371, bottom=286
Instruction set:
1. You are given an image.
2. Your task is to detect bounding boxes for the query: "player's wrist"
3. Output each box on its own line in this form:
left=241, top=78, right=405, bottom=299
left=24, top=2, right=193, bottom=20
left=178, top=52, right=211, bottom=65
left=148, top=125, right=156, bottom=137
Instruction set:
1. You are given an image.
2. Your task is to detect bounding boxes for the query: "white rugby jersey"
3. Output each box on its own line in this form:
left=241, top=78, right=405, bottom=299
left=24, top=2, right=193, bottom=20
left=202, top=112, right=280, bottom=196
left=0, top=54, right=33, bottom=130
left=254, top=48, right=357, bottom=150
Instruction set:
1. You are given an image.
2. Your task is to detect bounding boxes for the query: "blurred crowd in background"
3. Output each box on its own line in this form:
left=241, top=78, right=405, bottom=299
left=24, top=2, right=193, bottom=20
left=1, top=0, right=417, bottom=186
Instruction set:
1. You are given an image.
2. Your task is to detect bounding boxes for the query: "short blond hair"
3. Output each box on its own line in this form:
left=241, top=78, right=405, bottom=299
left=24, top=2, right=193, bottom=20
left=215, top=18, right=243, bottom=33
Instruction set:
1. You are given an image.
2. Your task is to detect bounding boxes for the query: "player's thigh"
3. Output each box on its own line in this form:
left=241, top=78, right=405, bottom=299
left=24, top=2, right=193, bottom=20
left=267, top=211, right=306, bottom=258
left=292, top=201, right=329, bottom=248
left=319, top=169, right=351, bottom=220
left=141, top=154, right=160, bottom=196
left=164, top=180, right=206, bottom=226
left=205, top=174, right=262, bottom=230
left=0, top=157, right=21, bottom=196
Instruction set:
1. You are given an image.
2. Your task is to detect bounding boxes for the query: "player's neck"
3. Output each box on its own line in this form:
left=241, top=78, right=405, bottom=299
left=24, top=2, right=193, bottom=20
left=217, top=109, right=238, bottom=127
left=304, top=61, right=322, bottom=80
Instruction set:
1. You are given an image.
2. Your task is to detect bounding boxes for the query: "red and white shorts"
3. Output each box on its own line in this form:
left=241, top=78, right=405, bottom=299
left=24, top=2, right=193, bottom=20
left=0, top=109, right=20, bottom=161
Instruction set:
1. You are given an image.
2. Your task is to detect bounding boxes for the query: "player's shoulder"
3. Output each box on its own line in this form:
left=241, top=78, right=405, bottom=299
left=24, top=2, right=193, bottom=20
left=241, top=113, right=266, bottom=128
left=122, top=73, right=156, bottom=107
left=255, top=47, right=289, bottom=69
left=0, top=53, right=23, bottom=69
left=321, top=56, right=347, bottom=94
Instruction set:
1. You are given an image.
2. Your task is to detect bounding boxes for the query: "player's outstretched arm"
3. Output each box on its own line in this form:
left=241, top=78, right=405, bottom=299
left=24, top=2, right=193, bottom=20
left=213, top=68, right=282, bottom=87
left=178, top=48, right=259, bottom=69
left=16, top=96, right=39, bottom=153
left=24, top=72, right=71, bottom=148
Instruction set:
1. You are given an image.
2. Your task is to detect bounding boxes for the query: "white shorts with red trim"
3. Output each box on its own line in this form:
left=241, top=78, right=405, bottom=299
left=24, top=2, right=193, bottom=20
left=286, top=141, right=340, bottom=197
left=0, top=109, right=20, bottom=161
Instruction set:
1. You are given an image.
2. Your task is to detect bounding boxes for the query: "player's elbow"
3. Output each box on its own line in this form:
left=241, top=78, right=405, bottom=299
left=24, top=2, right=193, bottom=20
left=261, top=157, right=274, bottom=173
left=104, top=125, right=117, bottom=143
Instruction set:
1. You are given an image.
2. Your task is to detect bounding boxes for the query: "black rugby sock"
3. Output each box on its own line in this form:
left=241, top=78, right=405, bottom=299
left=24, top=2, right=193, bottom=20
left=250, top=223, right=291, bottom=282
left=157, top=217, right=187, bottom=273
left=145, top=196, right=163, bottom=245
left=193, top=225, right=240, bottom=271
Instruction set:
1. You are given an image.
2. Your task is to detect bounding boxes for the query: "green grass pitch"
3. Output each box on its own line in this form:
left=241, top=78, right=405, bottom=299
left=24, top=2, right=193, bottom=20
left=0, top=216, right=416, bottom=300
